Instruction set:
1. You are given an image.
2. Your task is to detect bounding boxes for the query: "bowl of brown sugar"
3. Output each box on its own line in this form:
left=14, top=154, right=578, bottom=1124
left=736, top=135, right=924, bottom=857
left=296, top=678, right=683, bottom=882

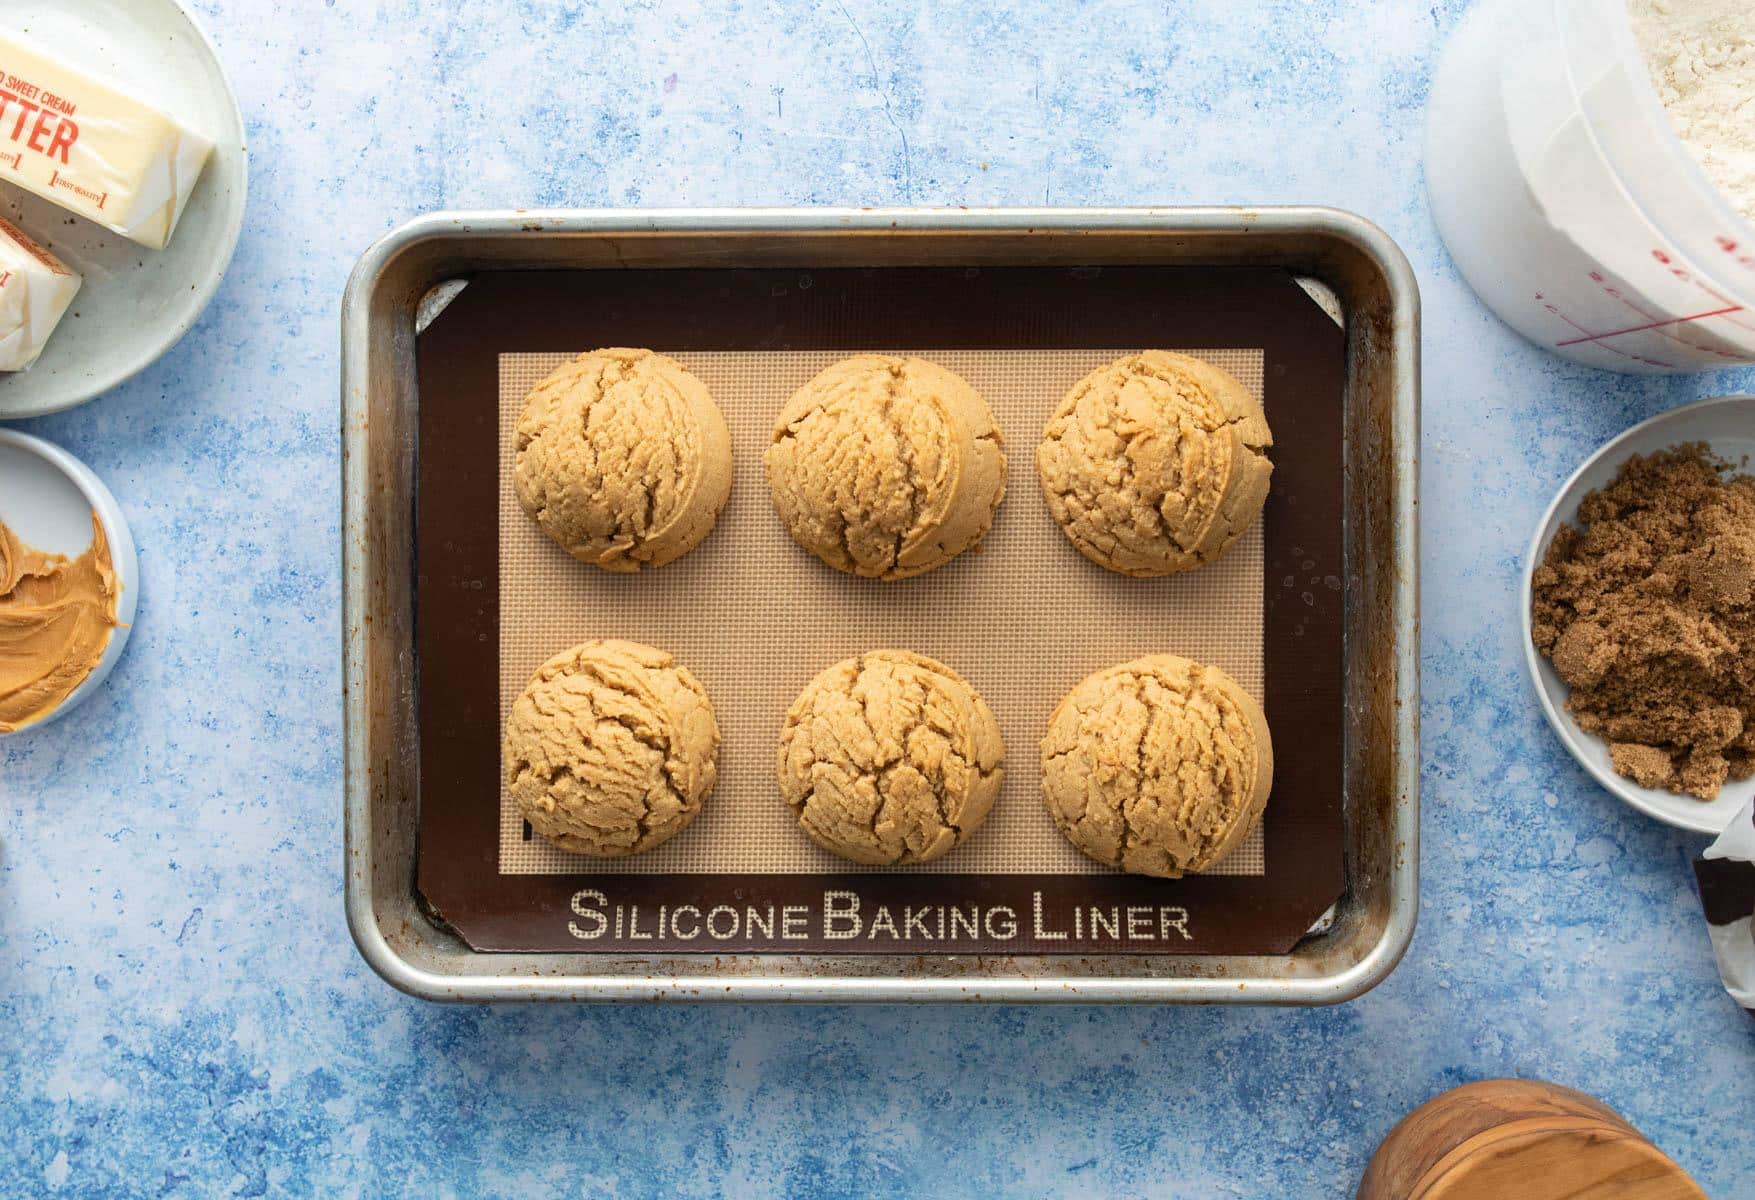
left=1524, top=395, right=1755, bottom=835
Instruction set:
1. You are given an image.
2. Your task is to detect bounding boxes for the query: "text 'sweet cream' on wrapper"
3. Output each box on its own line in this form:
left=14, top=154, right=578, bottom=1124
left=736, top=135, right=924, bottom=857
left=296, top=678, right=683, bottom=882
left=0, top=32, right=214, bottom=250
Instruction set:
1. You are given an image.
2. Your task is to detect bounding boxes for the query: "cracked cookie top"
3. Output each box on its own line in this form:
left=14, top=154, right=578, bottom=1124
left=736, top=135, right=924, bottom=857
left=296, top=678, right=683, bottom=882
left=1036, top=351, right=1272, bottom=578
left=1040, top=654, right=1272, bottom=878
left=514, top=348, right=733, bottom=573
left=503, top=639, right=719, bottom=857
left=765, top=355, right=1006, bottom=580
left=777, top=650, right=1005, bottom=865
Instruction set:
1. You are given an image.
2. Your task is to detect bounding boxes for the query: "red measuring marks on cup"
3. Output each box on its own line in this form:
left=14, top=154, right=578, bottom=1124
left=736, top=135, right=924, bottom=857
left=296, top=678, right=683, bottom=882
left=1536, top=247, right=1755, bottom=367
left=1537, top=289, right=1676, bottom=369
left=1649, top=248, right=1755, bottom=334
left=1713, top=236, right=1755, bottom=274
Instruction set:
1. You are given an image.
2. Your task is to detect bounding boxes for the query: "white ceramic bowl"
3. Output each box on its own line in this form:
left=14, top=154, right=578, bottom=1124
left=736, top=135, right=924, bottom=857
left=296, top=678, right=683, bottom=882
left=0, top=0, right=247, bottom=418
left=1522, top=395, right=1755, bottom=834
left=0, top=428, right=138, bottom=733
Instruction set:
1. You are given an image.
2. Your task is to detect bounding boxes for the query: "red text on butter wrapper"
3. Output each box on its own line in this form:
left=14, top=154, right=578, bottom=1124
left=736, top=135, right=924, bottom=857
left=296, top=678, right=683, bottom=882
left=0, top=70, right=79, bottom=165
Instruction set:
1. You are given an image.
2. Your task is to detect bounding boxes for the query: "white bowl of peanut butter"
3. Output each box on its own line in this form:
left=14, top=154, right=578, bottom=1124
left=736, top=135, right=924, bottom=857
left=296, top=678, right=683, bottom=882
left=0, top=428, right=136, bottom=733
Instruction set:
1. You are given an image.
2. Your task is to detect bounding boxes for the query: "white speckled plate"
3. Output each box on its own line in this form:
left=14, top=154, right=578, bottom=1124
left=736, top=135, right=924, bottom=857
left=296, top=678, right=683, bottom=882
left=0, top=428, right=138, bottom=734
left=1522, top=394, right=1755, bottom=835
left=0, top=0, right=247, bottom=418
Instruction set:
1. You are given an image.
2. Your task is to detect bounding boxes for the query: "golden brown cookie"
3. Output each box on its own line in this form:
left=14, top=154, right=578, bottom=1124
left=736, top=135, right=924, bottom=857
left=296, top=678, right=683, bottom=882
left=514, top=348, right=733, bottom=572
left=1040, top=654, right=1271, bottom=878
left=765, top=355, right=1006, bottom=580
left=777, top=650, right=1004, bottom=864
left=1036, top=351, right=1272, bottom=577
left=503, top=639, right=719, bottom=857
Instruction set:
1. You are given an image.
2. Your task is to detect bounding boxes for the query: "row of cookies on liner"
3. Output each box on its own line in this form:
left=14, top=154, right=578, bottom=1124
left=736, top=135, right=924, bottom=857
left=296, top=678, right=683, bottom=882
left=513, top=347, right=1275, bottom=581
left=502, top=639, right=1274, bottom=879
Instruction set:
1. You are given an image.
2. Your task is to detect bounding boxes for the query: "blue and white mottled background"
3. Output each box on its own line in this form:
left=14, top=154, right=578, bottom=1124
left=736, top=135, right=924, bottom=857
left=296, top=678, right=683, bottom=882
left=5, top=1, right=1753, bottom=1195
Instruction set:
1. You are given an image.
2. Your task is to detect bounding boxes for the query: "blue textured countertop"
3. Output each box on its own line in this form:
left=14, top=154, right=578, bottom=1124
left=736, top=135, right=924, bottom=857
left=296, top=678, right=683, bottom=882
left=5, top=1, right=1753, bottom=1195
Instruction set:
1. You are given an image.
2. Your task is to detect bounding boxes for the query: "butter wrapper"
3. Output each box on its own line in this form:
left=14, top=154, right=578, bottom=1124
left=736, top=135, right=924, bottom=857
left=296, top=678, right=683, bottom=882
left=0, top=216, right=80, bottom=371
left=0, top=32, right=214, bottom=249
left=1696, top=798, right=1755, bottom=1016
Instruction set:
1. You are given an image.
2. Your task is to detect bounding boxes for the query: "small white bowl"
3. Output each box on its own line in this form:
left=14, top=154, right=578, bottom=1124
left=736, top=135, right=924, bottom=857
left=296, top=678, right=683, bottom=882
left=0, top=428, right=138, bottom=733
left=0, top=0, right=247, bottom=418
left=1522, top=394, right=1755, bottom=835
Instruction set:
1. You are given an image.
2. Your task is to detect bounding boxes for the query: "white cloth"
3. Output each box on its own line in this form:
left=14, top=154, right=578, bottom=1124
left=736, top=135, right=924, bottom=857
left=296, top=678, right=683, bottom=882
left=1697, top=798, right=1755, bottom=1014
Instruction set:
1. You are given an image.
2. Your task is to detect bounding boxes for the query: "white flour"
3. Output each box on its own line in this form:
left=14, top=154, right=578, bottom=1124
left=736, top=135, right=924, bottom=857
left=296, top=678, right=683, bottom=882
left=1628, top=0, right=1755, bottom=222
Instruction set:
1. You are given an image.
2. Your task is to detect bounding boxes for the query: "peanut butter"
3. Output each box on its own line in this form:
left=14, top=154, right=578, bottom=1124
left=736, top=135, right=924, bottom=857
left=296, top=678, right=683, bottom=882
left=0, top=513, right=118, bottom=732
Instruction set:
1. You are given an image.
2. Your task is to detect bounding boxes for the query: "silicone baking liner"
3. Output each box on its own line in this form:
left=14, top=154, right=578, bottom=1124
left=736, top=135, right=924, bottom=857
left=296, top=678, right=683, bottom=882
left=497, top=349, right=1266, bottom=878
left=412, top=264, right=1346, bottom=955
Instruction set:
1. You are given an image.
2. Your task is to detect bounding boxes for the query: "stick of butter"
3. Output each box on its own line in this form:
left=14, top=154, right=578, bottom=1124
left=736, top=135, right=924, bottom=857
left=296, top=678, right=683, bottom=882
left=0, top=32, right=214, bottom=250
left=0, top=216, right=79, bottom=371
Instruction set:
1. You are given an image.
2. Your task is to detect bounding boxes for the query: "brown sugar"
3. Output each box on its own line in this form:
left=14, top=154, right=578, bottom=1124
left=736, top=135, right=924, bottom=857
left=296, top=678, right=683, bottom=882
left=1531, top=444, right=1755, bottom=801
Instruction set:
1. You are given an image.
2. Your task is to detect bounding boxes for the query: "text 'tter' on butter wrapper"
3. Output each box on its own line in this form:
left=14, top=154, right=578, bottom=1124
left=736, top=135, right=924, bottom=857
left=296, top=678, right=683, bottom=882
left=0, top=216, right=79, bottom=371
left=0, top=31, right=215, bottom=251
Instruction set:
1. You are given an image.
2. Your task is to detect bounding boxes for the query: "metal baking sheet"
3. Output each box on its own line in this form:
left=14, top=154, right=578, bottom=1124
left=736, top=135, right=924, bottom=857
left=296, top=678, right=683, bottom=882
left=342, top=208, right=1420, bottom=1003
left=428, top=286, right=1334, bottom=955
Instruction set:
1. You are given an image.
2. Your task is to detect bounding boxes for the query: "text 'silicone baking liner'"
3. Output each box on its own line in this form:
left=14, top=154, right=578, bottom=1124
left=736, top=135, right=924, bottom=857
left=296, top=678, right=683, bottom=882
left=497, top=349, right=1267, bottom=878
left=1697, top=799, right=1755, bottom=1015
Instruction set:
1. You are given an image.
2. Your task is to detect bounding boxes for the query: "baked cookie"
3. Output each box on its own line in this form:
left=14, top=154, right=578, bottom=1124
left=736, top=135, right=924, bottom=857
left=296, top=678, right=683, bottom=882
left=503, top=639, right=718, bottom=857
left=1041, top=654, right=1271, bottom=878
left=765, top=355, right=1006, bottom=580
left=1037, top=351, right=1272, bottom=577
left=514, top=348, right=733, bottom=572
left=778, top=650, right=1004, bottom=865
